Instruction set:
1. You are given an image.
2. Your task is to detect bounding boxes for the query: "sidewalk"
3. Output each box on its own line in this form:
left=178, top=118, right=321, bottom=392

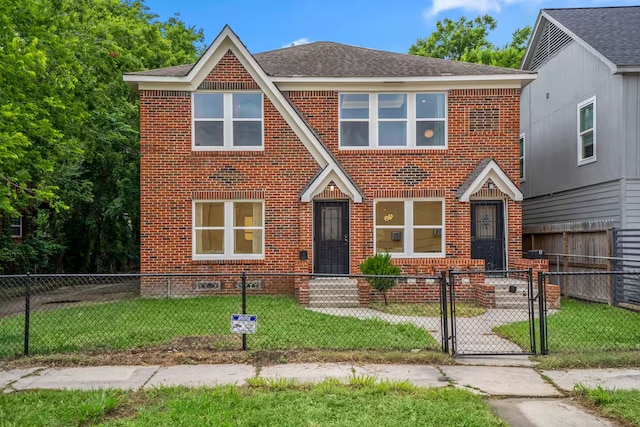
left=2, top=360, right=639, bottom=426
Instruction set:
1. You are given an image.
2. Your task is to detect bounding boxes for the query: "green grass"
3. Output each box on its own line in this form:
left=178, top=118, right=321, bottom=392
left=0, top=384, right=507, bottom=427
left=0, top=296, right=437, bottom=358
left=533, top=351, right=640, bottom=370
left=494, top=298, right=640, bottom=353
left=0, top=389, right=123, bottom=426
left=575, top=386, right=640, bottom=425
left=370, top=302, right=486, bottom=317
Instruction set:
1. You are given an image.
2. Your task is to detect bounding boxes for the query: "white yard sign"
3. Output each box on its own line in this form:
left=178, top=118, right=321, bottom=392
left=231, top=314, right=257, bottom=334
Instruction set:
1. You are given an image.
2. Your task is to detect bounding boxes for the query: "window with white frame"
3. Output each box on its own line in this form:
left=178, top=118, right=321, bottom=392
left=193, top=93, right=263, bottom=149
left=374, top=199, right=444, bottom=256
left=577, top=97, right=596, bottom=164
left=11, top=217, right=22, bottom=238
left=339, top=93, right=446, bottom=148
left=519, top=133, right=525, bottom=181
left=193, top=201, right=264, bottom=259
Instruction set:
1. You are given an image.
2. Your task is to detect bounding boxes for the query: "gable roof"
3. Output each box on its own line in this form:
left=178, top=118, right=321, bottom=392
left=456, top=158, right=523, bottom=202
left=127, top=42, right=532, bottom=79
left=523, top=6, right=640, bottom=73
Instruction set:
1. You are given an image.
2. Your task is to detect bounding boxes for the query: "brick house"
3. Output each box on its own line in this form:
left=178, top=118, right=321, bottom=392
left=123, top=26, right=548, bottom=305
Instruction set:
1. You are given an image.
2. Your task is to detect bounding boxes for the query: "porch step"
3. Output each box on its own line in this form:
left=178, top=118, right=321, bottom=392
left=308, top=278, right=360, bottom=308
left=493, top=283, right=533, bottom=309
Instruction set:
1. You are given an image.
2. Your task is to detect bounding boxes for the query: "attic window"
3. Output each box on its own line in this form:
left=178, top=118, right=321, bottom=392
left=530, top=21, right=573, bottom=71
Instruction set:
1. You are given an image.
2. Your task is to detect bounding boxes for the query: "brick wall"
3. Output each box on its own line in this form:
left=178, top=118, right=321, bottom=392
left=139, top=50, right=524, bottom=299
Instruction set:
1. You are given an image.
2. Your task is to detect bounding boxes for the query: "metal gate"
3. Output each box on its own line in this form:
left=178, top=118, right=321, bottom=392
left=445, top=269, right=538, bottom=356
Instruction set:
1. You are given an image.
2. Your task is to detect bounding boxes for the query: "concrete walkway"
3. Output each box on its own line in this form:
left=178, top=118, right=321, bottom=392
left=1, top=363, right=638, bottom=426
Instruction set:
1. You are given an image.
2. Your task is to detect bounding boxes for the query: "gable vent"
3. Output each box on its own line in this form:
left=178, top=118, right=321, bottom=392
left=530, top=20, right=573, bottom=71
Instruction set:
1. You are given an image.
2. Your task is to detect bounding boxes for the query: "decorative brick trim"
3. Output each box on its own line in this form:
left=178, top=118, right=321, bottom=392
left=191, top=259, right=266, bottom=265
left=191, top=190, right=265, bottom=200
left=313, top=182, right=349, bottom=200
left=286, top=90, right=337, bottom=98
left=450, top=88, right=519, bottom=96
left=469, top=108, right=499, bottom=132
left=372, top=189, right=447, bottom=198
left=140, top=90, right=190, bottom=98
left=190, top=150, right=265, bottom=157
left=198, top=81, right=260, bottom=90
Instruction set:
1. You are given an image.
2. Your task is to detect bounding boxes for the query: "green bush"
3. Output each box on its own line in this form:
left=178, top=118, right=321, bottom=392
left=359, top=253, right=401, bottom=305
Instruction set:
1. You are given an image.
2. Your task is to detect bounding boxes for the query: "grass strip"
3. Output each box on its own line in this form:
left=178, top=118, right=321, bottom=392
left=575, top=386, right=640, bottom=425
left=0, top=383, right=506, bottom=427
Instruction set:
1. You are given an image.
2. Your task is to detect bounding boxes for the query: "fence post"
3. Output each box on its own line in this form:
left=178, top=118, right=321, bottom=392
left=241, top=271, right=247, bottom=351
left=439, top=271, right=448, bottom=355
left=448, top=270, right=457, bottom=356
left=537, top=271, right=547, bottom=355
left=24, top=273, right=31, bottom=357
left=528, top=268, right=536, bottom=355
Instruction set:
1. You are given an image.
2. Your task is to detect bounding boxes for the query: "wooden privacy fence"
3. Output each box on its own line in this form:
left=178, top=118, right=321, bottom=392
left=523, top=221, right=614, bottom=303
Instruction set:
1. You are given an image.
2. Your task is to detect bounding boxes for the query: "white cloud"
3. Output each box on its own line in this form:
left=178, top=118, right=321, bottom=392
left=282, top=38, right=311, bottom=48
left=424, top=0, right=526, bottom=17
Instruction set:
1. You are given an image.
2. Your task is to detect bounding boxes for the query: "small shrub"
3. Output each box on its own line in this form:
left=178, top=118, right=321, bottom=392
left=359, top=253, right=401, bottom=305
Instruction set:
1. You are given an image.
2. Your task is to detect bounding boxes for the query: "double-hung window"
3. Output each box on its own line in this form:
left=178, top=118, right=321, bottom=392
left=193, top=93, right=263, bottom=149
left=374, top=200, right=444, bottom=257
left=11, top=217, right=22, bottom=238
left=577, top=96, right=596, bottom=164
left=339, top=93, right=446, bottom=148
left=193, top=201, right=264, bottom=259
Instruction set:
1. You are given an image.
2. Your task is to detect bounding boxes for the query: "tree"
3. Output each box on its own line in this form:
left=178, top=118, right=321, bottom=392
left=0, top=0, right=204, bottom=273
left=409, top=15, right=531, bottom=69
left=359, top=253, right=401, bottom=306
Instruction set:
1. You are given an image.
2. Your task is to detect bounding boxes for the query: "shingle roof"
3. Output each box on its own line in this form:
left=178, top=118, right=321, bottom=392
left=545, top=6, right=640, bottom=67
left=126, top=42, right=530, bottom=78
left=455, top=158, right=493, bottom=199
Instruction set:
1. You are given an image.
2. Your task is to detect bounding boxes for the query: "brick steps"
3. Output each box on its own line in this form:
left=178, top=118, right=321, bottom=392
left=493, top=283, right=535, bottom=309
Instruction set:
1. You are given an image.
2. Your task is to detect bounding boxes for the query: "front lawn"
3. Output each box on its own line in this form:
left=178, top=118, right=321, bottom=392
left=0, top=383, right=506, bottom=427
left=0, top=296, right=437, bottom=358
left=494, top=298, right=640, bottom=353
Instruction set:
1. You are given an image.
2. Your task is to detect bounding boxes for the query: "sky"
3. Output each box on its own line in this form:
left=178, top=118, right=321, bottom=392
left=143, top=0, right=638, bottom=54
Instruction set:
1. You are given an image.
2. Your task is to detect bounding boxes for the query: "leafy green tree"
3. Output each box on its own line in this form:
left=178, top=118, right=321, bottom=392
left=0, top=0, right=204, bottom=273
left=409, top=15, right=531, bottom=69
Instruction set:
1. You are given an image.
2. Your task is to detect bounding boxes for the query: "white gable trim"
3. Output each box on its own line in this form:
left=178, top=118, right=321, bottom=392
left=126, top=25, right=364, bottom=203
left=522, top=12, right=617, bottom=74
left=301, top=167, right=362, bottom=202
left=459, top=160, right=523, bottom=202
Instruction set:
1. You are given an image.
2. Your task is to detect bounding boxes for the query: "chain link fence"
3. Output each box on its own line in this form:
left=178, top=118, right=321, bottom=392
left=0, top=273, right=447, bottom=359
left=538, top=271, right=640, bottom=354
left=449, top=270, right=538, bottom=355
left=3, top=270, right=637, bottom=360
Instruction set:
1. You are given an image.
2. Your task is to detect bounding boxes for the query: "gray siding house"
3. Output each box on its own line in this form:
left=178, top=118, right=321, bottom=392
left=520, top=6, right=640, bottom=231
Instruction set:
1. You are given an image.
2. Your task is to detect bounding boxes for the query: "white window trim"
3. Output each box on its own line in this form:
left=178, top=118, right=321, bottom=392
left=577, top=96, right=596, bottom=166
left=519, top=133, right=525, bottom=182
left=192, top=92, right=264, bottom=151
left=192, top=200, right=265, bottom=260
left=10, top=217, right=22, bottom=238
left=373, top=198, right=445, bottom=258
left=339, top=92, right=448, bottom=150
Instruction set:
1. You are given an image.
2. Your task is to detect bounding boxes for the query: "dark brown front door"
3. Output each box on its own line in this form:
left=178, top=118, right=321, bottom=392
left=471, top=201, right=505, bottom=271
left=314, top=201, right=349, bottom=274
